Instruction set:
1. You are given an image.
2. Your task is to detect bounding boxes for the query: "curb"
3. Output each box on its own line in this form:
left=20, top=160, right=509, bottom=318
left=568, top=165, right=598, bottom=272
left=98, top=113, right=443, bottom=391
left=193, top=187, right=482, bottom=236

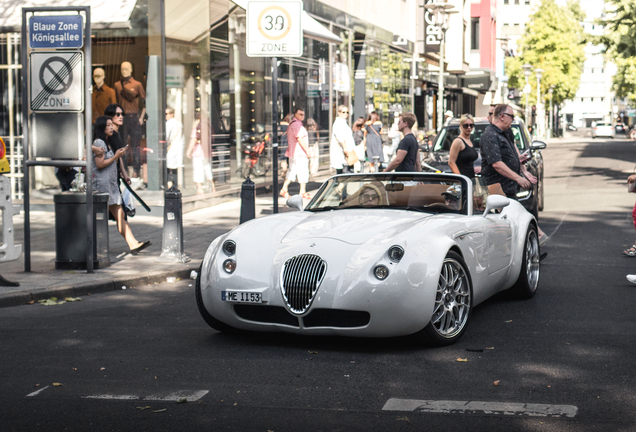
left=0, top=267, right=198, bottom=309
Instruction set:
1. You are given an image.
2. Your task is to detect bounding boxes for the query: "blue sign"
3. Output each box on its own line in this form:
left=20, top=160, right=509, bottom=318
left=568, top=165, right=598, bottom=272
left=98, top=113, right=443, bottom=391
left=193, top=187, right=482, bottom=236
left=29, top=15, right=83, bottom=49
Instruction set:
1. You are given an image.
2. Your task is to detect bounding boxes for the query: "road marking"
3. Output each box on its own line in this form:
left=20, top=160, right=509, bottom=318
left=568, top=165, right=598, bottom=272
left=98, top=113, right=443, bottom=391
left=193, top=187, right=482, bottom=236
left=26, top=385, right=50, bottom=397
left=382, top=398, right=578, bottom=418
left=83, top=390, right=209, bottom=402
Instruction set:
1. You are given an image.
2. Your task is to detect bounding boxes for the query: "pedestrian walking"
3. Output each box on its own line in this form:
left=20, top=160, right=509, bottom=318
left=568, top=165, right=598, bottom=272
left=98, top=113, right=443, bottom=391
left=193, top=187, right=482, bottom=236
left=623, top=173, right=636, bottom=256
left=448, top=114, right=478, bottom=179
left=352, top=117, right=366, bottom=173
left=165, top=106, right=184, bottom=189
left=92, top=116, right=150, bottom=254
left=330, top=105, right=355, bottom=174
left=365, top=112, right=384, bottom=172
left=280, top=108, right=310, bottom=199
left=384, top=112, right=421, bottom=173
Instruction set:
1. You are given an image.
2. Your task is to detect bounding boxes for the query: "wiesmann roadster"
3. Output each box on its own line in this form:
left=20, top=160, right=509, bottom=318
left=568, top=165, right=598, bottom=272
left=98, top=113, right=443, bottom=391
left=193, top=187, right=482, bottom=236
left=196, top=173, right=540, bottom=346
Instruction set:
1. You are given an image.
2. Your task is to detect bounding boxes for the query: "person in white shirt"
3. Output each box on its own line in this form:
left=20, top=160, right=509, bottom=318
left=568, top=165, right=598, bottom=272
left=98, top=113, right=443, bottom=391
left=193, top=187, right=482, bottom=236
left=165, top=107, right=184, bottom=189
left=330, top=105, right=356, bottom=174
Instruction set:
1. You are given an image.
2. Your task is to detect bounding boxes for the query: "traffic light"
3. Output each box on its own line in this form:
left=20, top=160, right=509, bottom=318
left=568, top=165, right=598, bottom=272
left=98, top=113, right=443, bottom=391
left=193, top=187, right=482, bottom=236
left=0, top=138, right=9, bottom=173
left=531, top=105, right=536, bottom=119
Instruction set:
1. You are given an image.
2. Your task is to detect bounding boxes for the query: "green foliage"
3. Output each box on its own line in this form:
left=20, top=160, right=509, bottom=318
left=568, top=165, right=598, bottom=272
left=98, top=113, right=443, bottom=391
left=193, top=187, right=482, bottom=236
left=505, top=0, right=586, bottom=107
left=596, top=1, right=636, bottom=102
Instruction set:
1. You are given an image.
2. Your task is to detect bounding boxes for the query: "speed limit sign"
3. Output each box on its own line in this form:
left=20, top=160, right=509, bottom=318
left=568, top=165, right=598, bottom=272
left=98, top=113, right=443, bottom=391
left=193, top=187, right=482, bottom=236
left=246, top=1, right=303, bottom=57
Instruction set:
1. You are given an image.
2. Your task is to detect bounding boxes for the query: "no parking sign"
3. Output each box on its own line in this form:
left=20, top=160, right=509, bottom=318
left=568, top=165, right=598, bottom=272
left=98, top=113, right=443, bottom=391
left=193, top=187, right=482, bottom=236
left=30, top=51, right=84, bottom=112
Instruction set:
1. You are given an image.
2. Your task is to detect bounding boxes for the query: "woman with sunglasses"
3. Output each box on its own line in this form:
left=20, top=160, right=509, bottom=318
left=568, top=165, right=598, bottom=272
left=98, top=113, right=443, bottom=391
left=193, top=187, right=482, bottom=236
left=448, top=114, right=478, bottom=179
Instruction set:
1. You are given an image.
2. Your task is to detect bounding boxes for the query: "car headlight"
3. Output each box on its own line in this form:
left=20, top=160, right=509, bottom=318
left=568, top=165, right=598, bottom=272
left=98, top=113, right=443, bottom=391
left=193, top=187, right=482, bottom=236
left=223, top=259, right=236, bottom=274
left=516, top=190, right=530, bottom=198
left=374, top=265, right=389, bottom=280
left=222, top=240, right=236, bottom=256
left=388, top=246, right=404, bottom=262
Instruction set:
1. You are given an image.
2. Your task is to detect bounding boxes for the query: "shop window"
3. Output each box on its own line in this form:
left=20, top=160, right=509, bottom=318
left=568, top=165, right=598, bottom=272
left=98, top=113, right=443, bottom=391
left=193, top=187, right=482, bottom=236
left=471, top=18, right=480, bottom=50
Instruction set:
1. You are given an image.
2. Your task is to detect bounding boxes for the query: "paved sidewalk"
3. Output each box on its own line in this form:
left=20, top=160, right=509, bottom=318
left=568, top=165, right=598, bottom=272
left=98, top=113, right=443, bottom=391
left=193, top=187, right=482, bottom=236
left=0, top=193, right=296, bottom=308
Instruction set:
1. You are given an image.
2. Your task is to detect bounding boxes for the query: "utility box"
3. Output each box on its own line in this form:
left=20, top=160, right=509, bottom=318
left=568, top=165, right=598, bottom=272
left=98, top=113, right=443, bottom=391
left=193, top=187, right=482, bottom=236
left=54, top=192, right=110, bottom=270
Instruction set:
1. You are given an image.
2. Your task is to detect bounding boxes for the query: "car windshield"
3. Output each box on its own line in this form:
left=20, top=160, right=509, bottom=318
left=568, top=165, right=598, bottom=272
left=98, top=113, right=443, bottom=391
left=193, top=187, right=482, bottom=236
left=433, top=124, right=527, bottom=152
left=305, top=174, right=471, bottom=215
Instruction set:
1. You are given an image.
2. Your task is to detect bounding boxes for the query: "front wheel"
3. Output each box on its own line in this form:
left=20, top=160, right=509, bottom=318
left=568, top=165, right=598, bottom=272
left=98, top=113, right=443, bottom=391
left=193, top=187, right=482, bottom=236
left=415, top=251, right=472, bottom=346
left=509, top=225, right=540, bottom=299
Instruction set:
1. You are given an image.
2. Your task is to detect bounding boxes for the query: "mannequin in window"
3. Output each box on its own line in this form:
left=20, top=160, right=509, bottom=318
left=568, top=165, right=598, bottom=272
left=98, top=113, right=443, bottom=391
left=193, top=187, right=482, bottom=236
left=114, top=61, right=146, bottom=179
left=92, top=67, right=115, bottom=121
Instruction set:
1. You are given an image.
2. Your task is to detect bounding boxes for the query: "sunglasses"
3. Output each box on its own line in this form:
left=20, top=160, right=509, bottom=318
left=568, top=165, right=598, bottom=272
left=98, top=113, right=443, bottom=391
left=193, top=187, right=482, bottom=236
left=462, top=123, right=475, bottom=129
left=361, top=193, right=379, bottom=201
left=502, top=113, right=515, bottom=119
left=487, top=112, right=494, bottom=116
left=340, top=111, right=348, bottom=114
left=114, top=112, right=123, bottom=117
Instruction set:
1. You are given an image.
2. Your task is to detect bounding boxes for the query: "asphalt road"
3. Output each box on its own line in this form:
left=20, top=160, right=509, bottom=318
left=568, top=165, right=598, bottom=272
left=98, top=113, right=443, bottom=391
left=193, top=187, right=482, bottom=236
left=3, top=132, right=636, bottom=431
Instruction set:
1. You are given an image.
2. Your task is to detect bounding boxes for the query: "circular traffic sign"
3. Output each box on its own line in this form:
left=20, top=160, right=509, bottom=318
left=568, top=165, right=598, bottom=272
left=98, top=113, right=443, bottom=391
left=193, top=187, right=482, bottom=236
left=39, top=56, right=74, bottom=95
left=257, top=5, right=292, bottom=41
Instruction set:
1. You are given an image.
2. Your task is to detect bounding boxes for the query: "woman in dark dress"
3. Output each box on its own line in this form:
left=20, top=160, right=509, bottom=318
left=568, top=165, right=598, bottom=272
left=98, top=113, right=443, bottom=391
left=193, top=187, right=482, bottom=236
left=364, top=111, right=384, bottom=172
left=448, top=114, right=478, bottom=179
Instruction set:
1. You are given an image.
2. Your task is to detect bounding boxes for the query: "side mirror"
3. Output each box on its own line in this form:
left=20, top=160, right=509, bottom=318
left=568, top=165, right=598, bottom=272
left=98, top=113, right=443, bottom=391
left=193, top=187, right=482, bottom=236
left=287, top=195, right=304, bottom=211
left=482, top=194, right=510, bottom=217
left=531, top=140, right=547, bottom=150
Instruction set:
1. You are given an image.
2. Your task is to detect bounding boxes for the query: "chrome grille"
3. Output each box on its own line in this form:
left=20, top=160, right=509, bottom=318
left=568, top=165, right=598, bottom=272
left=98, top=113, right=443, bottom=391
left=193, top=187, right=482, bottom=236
left=281, top=254, right=327, bottom=314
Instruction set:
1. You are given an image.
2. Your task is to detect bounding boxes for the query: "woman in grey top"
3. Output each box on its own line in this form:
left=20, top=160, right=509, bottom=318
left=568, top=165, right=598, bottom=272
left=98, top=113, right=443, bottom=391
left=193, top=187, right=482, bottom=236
left=93, top=116, right=151, bottom=254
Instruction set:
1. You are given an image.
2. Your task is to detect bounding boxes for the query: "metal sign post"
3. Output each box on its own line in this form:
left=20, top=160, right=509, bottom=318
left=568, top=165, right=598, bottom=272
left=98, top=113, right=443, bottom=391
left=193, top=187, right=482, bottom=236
left=246, top=0, right=302, bottom=213
left=21, top=6, right=93, bottom=272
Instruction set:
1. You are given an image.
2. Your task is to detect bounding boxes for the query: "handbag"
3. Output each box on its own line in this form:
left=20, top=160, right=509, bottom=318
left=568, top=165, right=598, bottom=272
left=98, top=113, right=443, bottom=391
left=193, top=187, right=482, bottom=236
left=346, top=149, right=359, bottom=166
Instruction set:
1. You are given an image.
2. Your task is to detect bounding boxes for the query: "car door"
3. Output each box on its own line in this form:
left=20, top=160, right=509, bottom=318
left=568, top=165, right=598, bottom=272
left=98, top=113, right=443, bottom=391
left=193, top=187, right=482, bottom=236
left=483, top=211, right=513, bottom=275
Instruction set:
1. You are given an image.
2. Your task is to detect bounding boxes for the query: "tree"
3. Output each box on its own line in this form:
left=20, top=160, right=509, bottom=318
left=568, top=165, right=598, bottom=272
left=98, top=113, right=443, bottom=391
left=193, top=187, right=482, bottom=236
left=506, top=0, right=586, bottom=108
left=595, top=0, right=636, bottom=102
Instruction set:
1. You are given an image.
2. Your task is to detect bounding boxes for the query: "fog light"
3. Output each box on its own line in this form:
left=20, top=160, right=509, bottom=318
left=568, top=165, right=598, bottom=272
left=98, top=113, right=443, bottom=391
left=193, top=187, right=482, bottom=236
left=374, top=265, right=389, bottom=280
left=516, top=190, right=530, bottom=198
left=222, top=240, right=236, bottom=256
left=388, top=245, right=404, bottom=262
left=223, top=259, right=236, bottom=274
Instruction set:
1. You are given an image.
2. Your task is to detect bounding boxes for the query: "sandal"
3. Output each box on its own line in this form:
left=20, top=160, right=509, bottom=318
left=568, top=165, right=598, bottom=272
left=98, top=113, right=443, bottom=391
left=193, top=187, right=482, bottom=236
left=279, top=190, right=289, bottom=199
left=131, top=240, right=151, bottom=255
left=301, top=192, right=311, bottom=199
left=623, top=245, right=636, bottom=257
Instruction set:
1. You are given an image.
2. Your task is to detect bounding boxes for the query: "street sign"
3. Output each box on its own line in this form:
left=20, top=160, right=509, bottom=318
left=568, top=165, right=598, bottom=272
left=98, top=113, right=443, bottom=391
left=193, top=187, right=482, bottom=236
left=30, top=52, right=84, bottom=112
left=29, top=15, right=84, bottom=49
left=246, top=1, right=303, bottom=57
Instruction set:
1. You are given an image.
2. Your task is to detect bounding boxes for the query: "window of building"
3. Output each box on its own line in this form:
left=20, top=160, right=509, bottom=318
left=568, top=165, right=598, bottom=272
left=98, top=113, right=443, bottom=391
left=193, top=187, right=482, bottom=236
left=514, top=0, right=520, bottom=4
left=471, top=18, right=480, bottom=50
left=525, top=0, right=530, bottom=4
left=504, top=0, right=509, bottom=4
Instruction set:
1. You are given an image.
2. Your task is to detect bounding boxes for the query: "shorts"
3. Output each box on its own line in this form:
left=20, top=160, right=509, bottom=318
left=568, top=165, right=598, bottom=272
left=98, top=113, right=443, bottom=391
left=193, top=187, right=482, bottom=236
left=286, top=156, right=309, bottom=184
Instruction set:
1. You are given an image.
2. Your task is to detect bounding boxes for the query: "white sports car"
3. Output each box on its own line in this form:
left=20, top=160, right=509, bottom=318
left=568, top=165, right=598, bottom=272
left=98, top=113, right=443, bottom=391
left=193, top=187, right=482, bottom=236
left=196, top=173, right=541, bottom=346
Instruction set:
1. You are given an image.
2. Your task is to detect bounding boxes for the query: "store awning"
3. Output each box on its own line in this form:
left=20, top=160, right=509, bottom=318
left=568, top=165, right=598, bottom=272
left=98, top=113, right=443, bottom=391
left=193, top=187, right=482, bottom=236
left=0, top=0, right=137, bottom=31
left=230, top=0, right=342, bottom=45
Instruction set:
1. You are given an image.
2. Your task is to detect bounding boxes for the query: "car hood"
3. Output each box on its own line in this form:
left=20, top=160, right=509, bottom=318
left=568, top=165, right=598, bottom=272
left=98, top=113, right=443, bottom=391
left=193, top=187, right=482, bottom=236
left=281, top=210, right=432, bottom=245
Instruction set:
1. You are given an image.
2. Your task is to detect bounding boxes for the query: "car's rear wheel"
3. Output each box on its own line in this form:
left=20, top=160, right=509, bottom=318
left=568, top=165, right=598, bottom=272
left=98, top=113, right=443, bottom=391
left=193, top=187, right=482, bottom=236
left=510, top=225, right=540, bottom=299
left=195, top=263, right=237, bottom=333
left=416, top=251, right=472, bottom=346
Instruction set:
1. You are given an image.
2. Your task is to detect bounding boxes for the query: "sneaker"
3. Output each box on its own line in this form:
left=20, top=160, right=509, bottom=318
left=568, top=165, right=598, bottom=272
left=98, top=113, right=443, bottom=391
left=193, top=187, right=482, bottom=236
left=627, top=275, right=636, bottom=284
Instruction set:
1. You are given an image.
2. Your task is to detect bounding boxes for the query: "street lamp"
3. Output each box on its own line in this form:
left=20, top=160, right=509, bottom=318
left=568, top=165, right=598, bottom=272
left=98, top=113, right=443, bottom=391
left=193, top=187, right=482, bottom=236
left=522, top=64, right=532, bottom=124
left=424, top=0, right=457, bottom=132
left=548, top=85, right=555, bottom=138
left=535, top=68, right=544, bottom=136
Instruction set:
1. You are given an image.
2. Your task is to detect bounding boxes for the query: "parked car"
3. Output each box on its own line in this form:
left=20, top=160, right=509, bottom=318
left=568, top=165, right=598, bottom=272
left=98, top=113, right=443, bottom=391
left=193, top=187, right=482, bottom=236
left=196, top=173, right=541, bottom=346
left=592, top=123, right=615, bottom=138
left=615, top=124, right=626, bottom=134
left=420, top=117, right=546, bottom=219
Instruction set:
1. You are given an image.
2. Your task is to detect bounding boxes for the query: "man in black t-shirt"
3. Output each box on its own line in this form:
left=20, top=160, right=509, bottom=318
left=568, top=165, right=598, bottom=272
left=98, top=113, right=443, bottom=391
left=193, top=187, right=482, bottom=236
left=385, top=112, right=421, bottom=172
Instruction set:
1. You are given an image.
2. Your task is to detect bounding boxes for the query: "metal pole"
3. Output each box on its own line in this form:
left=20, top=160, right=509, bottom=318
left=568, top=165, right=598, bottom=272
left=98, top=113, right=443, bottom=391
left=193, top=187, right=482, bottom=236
left=85, top=6, right=93, bottom=273
left=21, top=10, right=30, bottom=272
left=272, top=57, right=279, bottom=214
left=437, top=29, right=445, bottom=132
left=525, top=76, right=529, bottom=125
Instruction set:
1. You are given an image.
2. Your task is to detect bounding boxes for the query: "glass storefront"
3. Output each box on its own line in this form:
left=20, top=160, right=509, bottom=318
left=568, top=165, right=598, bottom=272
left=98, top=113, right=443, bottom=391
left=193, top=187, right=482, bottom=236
left=2, top=0, right=418, bottom=202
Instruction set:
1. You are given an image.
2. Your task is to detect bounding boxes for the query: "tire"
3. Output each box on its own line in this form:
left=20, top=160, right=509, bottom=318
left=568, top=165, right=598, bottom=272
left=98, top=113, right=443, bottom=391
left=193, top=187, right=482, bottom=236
left=195, top=263, right=237, bottom=333
left=416, top=251, right=472, bottom=346
left=510, top=225, right=540, bottom=299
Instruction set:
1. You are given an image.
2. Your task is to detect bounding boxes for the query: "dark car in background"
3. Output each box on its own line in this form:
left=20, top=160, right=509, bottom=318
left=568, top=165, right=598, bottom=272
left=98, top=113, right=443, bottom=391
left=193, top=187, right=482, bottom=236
left=420, top=117, right=546, bottom=219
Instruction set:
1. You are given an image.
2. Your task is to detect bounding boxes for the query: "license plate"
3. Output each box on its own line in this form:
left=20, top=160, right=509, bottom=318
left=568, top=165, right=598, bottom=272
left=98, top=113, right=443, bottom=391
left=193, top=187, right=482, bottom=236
left=222, top=291, right=262, bottom=303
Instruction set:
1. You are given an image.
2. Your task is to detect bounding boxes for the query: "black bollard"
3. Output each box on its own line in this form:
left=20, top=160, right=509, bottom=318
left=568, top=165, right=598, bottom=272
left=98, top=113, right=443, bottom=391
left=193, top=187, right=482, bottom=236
left=158, top=185, right=190, bottom=263
left=240, top=177, right=255, bottom=224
